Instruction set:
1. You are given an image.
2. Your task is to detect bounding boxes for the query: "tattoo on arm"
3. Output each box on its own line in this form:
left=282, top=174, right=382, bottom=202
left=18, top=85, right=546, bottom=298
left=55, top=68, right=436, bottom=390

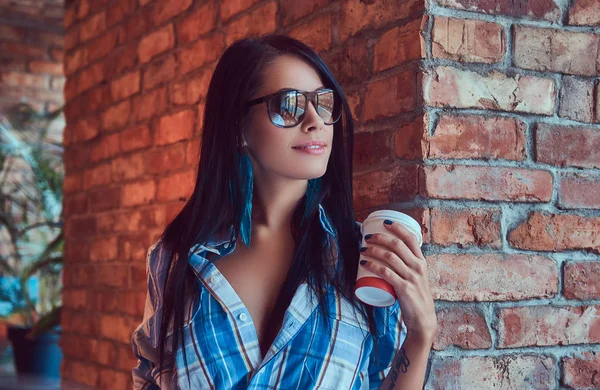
left=386, top=347, right=410, bottom=389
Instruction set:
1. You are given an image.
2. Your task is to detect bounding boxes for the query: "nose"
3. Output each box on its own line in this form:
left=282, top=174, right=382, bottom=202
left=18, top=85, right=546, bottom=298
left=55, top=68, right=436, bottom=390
left=301, top=98, right=324, bottom=132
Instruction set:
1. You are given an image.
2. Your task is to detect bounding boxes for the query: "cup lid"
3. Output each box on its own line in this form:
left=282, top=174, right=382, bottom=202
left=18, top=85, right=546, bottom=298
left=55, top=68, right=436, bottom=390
left=364, top=210, right=423, bottom=246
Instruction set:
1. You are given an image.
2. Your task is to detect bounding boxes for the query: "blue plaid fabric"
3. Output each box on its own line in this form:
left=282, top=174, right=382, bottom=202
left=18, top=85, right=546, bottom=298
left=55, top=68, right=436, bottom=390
left=132, top=204, right=406, bottom=389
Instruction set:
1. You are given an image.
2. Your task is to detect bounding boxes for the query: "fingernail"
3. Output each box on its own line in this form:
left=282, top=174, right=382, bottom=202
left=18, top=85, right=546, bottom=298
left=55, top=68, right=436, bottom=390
left=359, top=247, right=367, bottom=252
left=364, top=234, right=373, bottom=240
left=384, top=219, right=393, bottom=225
left=360, top=260, right=368, bottom=265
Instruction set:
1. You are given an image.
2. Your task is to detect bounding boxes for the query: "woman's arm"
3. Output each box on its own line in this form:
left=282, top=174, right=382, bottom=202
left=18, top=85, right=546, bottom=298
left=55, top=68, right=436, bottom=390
left=359, top=219, right=437, bottom=389
left=378, top=334, right=433, bottom=390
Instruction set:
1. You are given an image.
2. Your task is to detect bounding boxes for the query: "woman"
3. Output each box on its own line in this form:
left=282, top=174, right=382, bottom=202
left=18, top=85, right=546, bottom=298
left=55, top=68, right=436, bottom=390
left=131, top=34, right=437, bottom=389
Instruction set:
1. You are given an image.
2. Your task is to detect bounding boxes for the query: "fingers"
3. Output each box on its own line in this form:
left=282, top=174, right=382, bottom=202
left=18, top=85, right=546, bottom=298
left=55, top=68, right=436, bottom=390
left=383, top=220, right=426, bottom=261
left=363, top=231, right=424, bottom=275
left=360, top=245, right=413, bottom=281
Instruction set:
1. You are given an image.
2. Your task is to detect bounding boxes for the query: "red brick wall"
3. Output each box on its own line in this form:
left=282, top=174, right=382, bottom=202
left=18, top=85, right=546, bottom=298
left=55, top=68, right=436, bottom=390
left=60, top=0, right=599, bottom=388
left=0, top=0, right=65, bottom=112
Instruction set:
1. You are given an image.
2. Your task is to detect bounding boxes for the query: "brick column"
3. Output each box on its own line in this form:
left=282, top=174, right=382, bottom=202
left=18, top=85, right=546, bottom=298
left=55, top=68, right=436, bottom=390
left=61, top=0, right=599, bottom=388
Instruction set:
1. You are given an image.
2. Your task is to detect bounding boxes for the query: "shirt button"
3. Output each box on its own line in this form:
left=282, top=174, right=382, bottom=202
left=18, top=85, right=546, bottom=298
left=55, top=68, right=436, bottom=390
left=239, top=313, right=248, bottom=322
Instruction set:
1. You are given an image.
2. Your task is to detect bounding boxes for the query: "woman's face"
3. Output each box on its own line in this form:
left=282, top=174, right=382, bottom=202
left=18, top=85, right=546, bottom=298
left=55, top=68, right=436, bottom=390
left=243, top=55, right=335, bottom=182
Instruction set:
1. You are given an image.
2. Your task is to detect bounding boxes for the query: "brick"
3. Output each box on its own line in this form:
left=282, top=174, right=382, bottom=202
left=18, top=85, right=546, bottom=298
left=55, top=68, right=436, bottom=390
left=429, top=114, right=526, bottom=161
left=111, top=153, right=145, bottom=182
left=514, top=26, right=600, bottom=76
left=558, top=172, right=600, bottom=209
left=353, top=130, right=394, bottom=168
left=364, top=70, right=418, bottom=121
left=423, top=165, right=553, bottom=202
left=96, top=264, right=128, bottom=288
left=50, top=48, right=64, bottom=62
left=535, top=123, right=600, bottom=169
left=433, top=307, right=491, bottom=350
left=77, top=62, right=104, bottom=95
left=63, top=173, right=82, bottom=194
left=339, top=0, right=424, bottom=40
left=62, top=289, right=88, bottom=311
left=142, top=54, right=177, bottom=89
left=0, top=71, right=48, bottom=88
left=130, top=262, right=146, bottom=286
left=281, top=0, right=327, bottom=25
left=67, top=361, right=98, bottom=388
left=171, top=67, right=212, bottom=105
left=186, top=136, right=202, bottom=165
left=94, top=340, right=116, bottom=367
left=72, top=116, right=99, bottom=143
left=499, top=305, right=600, bottom=347
left=428, top=355, right=556, bottom=390
left=122, top=180, right=156, bottom=207
left=117, top=342, right=140, bottom=370
left=81, top=85, right=110, bottom=114
left=77, top=0, right=90, bottom=20
left=558, top=76, right=595, bottom=123
left=89, top=237, right=118, bottom=262
left=110, top=71, right=140, bottom=101
left=98, top=368, right=130, bottom=390
left=88, top=28, right=121, bottom=62
left=62, top=310, right=98, bottom=336
left=569, top=0, right=600, bottom=26
left=426, top=66, right=556, bottom=115
left=394, top=116, right=426, bottom=160
left=224, top=2, right=277, bottom=46
left=99, top=314, right=139, bottom=343
left=63, top=193, right=88, bottom=216
left=90, top=133, right=120, bottom=163
left=326, top=39, right=369, bottom=86
left=64, top=47, right=87, bottom=75
left=564, top=261, right=600, bottom=300
left=80, top=11, right=106, bottom=42
left=435, top=0, right=560, bottom=21
left=106, top=0, right=136, bottom=26
left=101, top=100, right=130, bottom=131
left=138, top=23, right=175, bottom=64
left=432, top=16, right=505, bottom=64
left=430, top=208, right=502, bottom=248
left=28, top=61, right=63, bottom=76
left=509, top=212, right=600, bottom=253
left=353, top=165, right=420, bottom=210
left=131, top=87, right=167, bottom=121
left=64, top=26, right=79, bottom=51
left=120, top=124, right=151, bottom=152
left=562, top=352, right=600, bottom=388
left=145, top=143, right=187, bottom=174
left=104, top=41, right=137, bottom=80
left=429, top=253, right=557, bottom=301
left=155, top=109, right=196, bottom=146
left=221, top=0, right=262, bottom=21
left=0, top=42, right=46, bottom=59
left=89, top=186, right=121, bottom=212
left=374, top=19, right=422, bottom=73
left=157, top=170, right=196, bottom=202
left=289, top=14, right=332, bottom=53
left=176, top=1, right=217, bottom=44
left=83, top=163, right=111, bottom=189
left=151, top=0, right=192, bottom=26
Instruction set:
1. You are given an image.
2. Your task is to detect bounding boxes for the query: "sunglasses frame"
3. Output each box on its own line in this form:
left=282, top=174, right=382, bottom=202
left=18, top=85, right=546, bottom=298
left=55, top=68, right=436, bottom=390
left=247, top=88, right=342, bottom=128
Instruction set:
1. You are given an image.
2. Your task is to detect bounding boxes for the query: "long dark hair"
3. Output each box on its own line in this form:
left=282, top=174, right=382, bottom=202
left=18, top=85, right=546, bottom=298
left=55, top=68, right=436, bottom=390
left=149, top=34, right=378, bottom=388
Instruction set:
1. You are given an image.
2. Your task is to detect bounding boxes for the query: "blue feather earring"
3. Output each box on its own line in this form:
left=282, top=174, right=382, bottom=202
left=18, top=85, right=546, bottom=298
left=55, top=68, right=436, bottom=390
left=301, top=177, right=322, bottom=227
left=238, top=152, right=253, bottom=248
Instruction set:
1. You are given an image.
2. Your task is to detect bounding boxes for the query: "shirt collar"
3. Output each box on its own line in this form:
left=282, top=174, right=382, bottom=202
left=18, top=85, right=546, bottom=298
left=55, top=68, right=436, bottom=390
left=189, top=203, right=338, bottom=259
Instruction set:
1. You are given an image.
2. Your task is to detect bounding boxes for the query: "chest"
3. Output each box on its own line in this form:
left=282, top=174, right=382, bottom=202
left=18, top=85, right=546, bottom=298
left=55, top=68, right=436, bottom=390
left=212, top=235, right=295, bottom=353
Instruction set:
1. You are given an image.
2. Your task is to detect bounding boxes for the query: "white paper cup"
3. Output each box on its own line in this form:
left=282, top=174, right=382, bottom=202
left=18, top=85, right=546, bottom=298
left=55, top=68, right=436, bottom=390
left=355, top=210, right=423, bottom=307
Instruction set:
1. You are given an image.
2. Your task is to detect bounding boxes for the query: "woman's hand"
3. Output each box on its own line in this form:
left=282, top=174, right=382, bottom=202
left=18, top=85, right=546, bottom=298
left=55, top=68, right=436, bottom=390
left=359, top=219, right=437, bottom=345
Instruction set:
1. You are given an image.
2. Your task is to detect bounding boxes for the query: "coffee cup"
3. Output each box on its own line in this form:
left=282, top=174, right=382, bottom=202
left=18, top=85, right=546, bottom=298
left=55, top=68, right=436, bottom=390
left=355, top=210, right=423, bottom=307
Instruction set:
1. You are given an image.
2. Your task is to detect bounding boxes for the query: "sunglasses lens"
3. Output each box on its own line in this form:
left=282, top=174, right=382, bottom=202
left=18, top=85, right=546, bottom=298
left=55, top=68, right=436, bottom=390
left=268, top=91, right=303, bottom=127
left=316, top=90, right=340, bottom=124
